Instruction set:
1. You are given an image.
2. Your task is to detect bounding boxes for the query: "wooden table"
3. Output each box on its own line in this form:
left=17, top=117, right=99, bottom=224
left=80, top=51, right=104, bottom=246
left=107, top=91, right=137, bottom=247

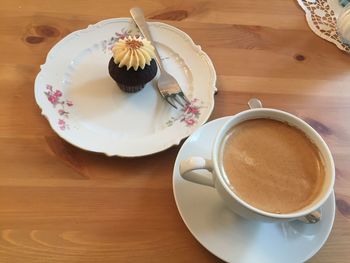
left=1, top=0, right=349, bottom=262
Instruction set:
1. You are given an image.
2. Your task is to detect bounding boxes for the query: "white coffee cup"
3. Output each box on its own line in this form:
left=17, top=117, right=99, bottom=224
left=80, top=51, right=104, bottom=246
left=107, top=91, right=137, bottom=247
left=179, top=99, right=335, bottom=222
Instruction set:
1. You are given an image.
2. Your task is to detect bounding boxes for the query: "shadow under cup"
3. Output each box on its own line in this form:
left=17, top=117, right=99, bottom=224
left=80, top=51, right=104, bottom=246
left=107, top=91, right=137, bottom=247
left=213, top=108, right=335, bottom=221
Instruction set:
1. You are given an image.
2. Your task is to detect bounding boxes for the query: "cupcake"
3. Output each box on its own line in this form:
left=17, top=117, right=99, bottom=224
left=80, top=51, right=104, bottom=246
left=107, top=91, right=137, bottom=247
left=108, top=36, right=158, bottom=93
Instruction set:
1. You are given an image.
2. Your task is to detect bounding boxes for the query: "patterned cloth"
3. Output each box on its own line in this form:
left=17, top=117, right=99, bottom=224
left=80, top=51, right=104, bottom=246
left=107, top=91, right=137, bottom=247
left=297, top=0, right=350, bottom=52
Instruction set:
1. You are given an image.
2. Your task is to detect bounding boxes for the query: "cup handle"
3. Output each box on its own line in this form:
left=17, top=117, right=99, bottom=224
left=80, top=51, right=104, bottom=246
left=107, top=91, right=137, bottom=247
left=179, top=157, right=215, bottom=187
left=248, top=98, right=263, bottom=109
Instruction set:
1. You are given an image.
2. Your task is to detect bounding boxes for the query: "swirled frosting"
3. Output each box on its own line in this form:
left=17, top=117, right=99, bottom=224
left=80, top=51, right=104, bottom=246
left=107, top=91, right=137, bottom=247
left=112, top=36, right=156, bottom=71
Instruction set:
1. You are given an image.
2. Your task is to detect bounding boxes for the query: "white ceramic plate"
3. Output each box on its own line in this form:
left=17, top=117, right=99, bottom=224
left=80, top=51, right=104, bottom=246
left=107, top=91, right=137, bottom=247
left=35, top=18, right=216, bottom=157
left=173, top=117, right=335, bottom=263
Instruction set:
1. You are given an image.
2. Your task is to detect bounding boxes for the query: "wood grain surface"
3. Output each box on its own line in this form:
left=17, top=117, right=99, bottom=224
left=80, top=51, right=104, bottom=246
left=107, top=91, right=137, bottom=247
left=1, top=0, right=350, bottom=262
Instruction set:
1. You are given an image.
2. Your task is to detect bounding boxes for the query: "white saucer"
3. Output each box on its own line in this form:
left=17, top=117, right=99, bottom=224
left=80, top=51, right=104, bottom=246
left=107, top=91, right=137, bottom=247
left=173, top=117, right=335, bottom=263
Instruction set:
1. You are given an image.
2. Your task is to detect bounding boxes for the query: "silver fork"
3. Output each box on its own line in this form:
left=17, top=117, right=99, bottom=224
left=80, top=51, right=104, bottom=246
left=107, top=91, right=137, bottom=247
left=130, top=7, right=190, bottom=109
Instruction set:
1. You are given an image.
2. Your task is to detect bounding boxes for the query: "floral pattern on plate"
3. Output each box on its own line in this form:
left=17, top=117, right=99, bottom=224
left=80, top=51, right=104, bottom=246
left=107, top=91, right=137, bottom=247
left=166, top=98, right=205, bottom=127
left=44, top=84, right=73, bottom=130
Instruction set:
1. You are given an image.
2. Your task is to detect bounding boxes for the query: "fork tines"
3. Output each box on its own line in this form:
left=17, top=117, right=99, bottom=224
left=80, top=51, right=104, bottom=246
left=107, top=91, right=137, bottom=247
left=166, top=92, right=190, bottom=109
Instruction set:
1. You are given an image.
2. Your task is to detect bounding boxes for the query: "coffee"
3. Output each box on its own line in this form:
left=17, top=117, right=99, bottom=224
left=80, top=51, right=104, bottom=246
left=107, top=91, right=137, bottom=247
left=221, top=119, right=325, bottom=214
